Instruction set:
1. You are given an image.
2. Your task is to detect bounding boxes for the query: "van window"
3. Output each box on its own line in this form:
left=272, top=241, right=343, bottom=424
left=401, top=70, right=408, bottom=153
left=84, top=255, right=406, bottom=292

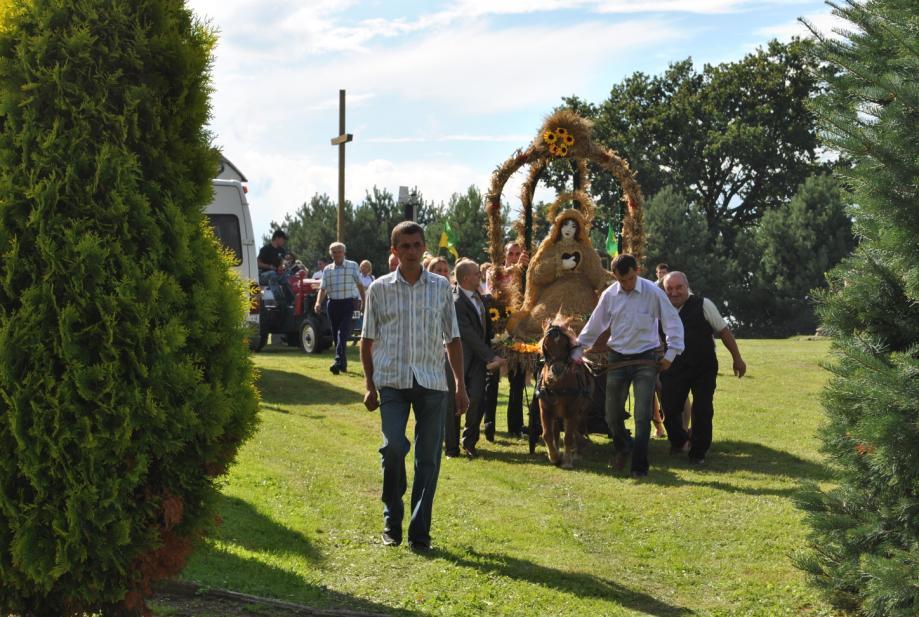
left=207, top=214, right=242, bottom=265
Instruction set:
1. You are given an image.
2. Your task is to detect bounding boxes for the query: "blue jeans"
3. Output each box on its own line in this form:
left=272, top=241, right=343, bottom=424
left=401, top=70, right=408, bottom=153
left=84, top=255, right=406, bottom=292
left=327, top=298, right=354, bottom=370
left=379, top=380, right=447, bottom=545
left=605, top=350, right=660, bottom=474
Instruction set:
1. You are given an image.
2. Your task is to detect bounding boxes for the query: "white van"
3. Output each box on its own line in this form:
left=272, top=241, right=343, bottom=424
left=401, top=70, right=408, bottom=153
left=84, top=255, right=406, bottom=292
left=206, top=157, right=260, bottom=337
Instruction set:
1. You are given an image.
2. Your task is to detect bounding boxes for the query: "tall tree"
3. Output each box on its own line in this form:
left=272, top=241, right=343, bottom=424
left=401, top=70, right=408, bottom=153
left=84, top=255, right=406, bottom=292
left=642, top=186, right=730, bottom=307
left=739, top=174, right=854, bottom=334
left=554, top=39, right=825, bottom=245
left=795, top=2, right=919, bottom=616
left=0, top=1, right=258, bottom=613
left=267, top=193, right=348, bottom=271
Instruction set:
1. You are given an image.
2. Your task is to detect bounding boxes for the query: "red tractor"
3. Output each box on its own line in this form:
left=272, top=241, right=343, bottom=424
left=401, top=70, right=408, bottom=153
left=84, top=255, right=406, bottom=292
left=253, top=268, right=334, bottom=354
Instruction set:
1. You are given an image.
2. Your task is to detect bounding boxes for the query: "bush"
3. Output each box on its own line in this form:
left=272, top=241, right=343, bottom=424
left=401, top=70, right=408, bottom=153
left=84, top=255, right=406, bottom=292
left=0, top=1, right=259, bottom=614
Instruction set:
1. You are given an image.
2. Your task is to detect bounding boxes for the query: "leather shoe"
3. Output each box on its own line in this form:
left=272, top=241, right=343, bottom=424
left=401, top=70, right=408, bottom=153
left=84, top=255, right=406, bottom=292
left=630, top=469, right=648, bottom=478
left=484, top=423, right=495, bottom=443
left=408, top=540, right=431, bottom=553
left=463, top=447, right=477, bottom=459
left=329, top=364, right=340, bottom=375
left=612, top=451, right=629, bottom=471
left=444, top=450, right=460, bottom=458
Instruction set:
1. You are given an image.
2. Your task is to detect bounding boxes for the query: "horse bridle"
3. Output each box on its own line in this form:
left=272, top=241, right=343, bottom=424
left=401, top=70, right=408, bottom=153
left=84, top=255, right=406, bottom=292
left=538, top=325, right=590, bottom=400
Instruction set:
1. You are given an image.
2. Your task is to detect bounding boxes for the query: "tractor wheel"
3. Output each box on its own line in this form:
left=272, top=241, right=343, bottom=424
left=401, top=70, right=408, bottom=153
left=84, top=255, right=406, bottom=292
left=300, top=316, right=328, bottom=354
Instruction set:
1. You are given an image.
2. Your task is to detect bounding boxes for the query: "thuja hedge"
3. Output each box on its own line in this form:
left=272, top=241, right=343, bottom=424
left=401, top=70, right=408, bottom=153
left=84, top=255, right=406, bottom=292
left=0, top=1, right=259, bottom=614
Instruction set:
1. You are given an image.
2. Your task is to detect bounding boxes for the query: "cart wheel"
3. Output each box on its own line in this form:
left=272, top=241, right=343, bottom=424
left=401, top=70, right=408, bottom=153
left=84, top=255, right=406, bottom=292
left=300, top=316, right=328, bottom=354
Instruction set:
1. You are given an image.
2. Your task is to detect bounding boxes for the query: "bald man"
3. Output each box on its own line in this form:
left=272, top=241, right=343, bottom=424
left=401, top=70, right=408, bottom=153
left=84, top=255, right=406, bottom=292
left=661, top=272, right=746, bottom=464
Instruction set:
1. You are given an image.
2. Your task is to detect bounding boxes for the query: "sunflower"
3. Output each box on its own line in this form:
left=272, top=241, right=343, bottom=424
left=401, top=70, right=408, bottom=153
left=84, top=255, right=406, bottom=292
left=545, top=128, right=576, bottom=156
left=488, top=307, right=501, bottom=322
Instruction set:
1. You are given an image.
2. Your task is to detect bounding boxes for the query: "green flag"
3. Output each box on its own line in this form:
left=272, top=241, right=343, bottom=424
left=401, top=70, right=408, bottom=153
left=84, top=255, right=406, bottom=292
left=605, top=225, right=619, bottom=257
left=438, top=220, right=459, bottom=260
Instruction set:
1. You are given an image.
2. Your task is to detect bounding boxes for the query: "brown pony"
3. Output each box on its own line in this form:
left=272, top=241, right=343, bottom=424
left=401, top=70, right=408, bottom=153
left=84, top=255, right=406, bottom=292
left=538, top=319, right=594, bottom=469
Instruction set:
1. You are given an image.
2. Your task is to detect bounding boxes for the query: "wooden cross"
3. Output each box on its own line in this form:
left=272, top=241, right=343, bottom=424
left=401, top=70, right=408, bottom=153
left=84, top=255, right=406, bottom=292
left=330, top=89, right=353, bottom=242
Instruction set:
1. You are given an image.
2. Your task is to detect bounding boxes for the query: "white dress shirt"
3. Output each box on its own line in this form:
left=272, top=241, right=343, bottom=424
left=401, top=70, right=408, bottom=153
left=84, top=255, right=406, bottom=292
left=361, top=268, right=460, bottom=391
left=576, top=277, right=685, bottom=362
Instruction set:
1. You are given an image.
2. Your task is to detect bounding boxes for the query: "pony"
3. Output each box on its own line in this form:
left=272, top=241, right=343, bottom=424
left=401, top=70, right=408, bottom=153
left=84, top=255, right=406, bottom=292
left=537, top=319, right=594, bottom=469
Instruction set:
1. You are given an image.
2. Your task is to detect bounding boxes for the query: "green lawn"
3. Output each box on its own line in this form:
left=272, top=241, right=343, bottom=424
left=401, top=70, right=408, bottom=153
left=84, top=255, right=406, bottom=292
left=177, top=338, right=837, bottom=616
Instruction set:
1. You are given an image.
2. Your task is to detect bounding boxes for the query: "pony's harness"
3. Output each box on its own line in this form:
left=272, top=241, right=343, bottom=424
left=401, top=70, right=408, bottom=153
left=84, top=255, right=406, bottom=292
left=536, top=325, right=592, bottom=400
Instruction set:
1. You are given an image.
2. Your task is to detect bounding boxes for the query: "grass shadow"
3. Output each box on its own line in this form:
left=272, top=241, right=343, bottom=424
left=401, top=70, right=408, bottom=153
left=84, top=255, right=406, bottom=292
left=180, top=548, right=421, bottom=616
left=478, top=438, right=830, bottom=498
left=431, top=548, right=694, bottom=616
left=258, top=367, right=356, bottom=408
left=210, top=496, right=325, bottom=564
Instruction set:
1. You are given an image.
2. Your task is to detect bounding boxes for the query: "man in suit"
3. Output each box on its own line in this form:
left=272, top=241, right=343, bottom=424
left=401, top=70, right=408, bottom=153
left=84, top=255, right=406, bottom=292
left=448, top=260, right=506, bottom=458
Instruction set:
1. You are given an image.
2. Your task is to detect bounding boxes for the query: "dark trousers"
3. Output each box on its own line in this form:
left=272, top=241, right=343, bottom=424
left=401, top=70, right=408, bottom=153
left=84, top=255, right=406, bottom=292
left=444, top=360, right=460, bottom=454
left=327, top=298, right=354, bottom=370
left=483, top=367, right=526, bottom=434
left=460, top=359, right=487, bottom=451
left=605, top=350, right=659, bottom=474
left=379, top=380, right=447, bottom=545
left=661, top=363, right=717, bottom=460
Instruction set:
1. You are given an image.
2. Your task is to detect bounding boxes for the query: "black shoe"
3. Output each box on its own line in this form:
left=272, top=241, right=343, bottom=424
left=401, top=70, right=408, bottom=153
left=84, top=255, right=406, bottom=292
left=408, top=540, right=431, bottom=553
left=484, top=423, right=495, bottom=443
left=688, top=456, right=705, bottom=465
left=329, top=364, right=340, bottom=375
left=463, top=447, right=477, bottom=459
left=444, top=449, right=460, bottom=458
left=612, top=451, right=629, bottom=471
left=630, top=470, right=648, bottom=478
left=382, top=529, right=402, bottom=546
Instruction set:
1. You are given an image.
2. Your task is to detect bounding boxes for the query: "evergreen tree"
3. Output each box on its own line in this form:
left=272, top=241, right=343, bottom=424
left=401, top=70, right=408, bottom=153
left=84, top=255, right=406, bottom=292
left=795, top=2, right=919, bottom=615
left=742, top=174, right=854, bottom=334
left=0, top=1, right=259, bottom=614
left=642, top=186, right=730, bottom=308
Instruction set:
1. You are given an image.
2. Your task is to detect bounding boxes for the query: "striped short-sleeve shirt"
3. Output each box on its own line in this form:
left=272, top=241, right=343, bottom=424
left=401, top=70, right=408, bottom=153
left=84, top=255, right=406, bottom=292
left=361, top=268, right=460, bottom=391
left=319, top=259, right=363, bottom=299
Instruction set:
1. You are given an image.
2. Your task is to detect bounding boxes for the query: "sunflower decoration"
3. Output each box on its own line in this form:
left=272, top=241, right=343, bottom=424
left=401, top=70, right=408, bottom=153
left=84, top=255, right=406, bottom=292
left=543, top=126, right=576, bottom=157
left=488, top=307, right=501, bottom=323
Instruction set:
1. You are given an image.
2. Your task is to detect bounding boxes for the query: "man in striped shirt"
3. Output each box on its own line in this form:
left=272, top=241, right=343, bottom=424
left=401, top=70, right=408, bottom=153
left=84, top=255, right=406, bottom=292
left=315, top=242, right=365, bottom=374
left=361, top=221, right=469, bottom=552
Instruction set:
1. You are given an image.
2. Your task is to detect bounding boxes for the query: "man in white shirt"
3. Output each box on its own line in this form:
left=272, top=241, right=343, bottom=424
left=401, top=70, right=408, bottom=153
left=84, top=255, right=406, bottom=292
left=661, top=271, right=746, bottom=464
left=574, top=254, right=685, bottom=477
left=360, top=222, right=469, bottom=552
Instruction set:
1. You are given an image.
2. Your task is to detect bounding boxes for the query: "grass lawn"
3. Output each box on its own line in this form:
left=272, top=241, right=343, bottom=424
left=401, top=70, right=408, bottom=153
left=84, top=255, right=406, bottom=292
left=170, top=338, right=837, bottom=616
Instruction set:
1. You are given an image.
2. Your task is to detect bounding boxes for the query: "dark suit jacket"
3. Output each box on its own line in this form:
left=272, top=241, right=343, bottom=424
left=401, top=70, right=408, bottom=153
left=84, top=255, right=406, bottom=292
left=453, top=286, right=496, bottom=373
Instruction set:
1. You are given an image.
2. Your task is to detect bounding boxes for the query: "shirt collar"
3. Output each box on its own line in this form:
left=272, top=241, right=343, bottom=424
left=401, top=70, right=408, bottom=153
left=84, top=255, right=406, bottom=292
left=459, top=286, right=476, bottom=300
left=393, top=267, right=429, bottom=286
left=614, top=277, right=644, bottom=295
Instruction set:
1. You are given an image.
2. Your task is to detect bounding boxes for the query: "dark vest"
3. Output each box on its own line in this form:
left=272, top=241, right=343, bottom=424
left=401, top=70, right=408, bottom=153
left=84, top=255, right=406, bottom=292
left=672, top=295, right=717, bottom=370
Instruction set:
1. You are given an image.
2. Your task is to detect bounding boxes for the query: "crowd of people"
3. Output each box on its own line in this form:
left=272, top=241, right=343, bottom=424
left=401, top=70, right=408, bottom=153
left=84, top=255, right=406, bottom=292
left=261, top=222, right=747, bottom=551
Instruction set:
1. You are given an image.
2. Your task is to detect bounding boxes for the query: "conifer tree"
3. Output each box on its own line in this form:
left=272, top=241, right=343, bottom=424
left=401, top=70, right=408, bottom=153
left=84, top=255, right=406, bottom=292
left=0, top=1, right=259, bottom=614
left=796, top=2, right=918, bottom=615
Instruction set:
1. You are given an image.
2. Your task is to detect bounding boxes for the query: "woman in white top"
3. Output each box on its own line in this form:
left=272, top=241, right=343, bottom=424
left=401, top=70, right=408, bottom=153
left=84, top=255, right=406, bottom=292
left=359, top=260, right=375, bottom=289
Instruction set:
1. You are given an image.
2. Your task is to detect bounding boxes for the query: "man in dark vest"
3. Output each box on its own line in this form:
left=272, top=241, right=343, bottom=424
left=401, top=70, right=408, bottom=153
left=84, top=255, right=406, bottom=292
left=660, top=272, right=747, bottom=464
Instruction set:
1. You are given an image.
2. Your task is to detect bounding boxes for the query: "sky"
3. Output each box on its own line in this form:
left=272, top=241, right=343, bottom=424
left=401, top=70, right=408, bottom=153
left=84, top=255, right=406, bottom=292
left=185, top=0, right=844, bottom=240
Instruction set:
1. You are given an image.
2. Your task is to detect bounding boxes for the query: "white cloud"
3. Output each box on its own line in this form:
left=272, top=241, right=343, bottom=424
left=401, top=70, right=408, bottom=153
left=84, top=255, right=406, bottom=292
left=365, top=134, right=532, bottom=143
left=755, top=10, right=849, bottom=41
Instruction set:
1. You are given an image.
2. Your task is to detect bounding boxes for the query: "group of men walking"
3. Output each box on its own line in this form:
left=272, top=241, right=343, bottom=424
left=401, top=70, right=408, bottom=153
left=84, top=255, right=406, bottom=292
left=267, top=222, right=746, bottom=551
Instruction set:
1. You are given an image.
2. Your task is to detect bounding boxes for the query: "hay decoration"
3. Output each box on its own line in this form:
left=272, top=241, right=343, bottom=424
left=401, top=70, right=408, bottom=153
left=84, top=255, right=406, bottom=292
left=485, top=108, right=647, bottom=343
left=545, top=191, right=595, bottom=227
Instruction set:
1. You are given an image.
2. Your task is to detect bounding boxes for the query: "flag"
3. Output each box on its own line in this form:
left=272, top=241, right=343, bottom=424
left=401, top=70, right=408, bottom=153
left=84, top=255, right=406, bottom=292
left=439, top=220, right=460, bottom=260
left=605, top=225, right=619, bottom=257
